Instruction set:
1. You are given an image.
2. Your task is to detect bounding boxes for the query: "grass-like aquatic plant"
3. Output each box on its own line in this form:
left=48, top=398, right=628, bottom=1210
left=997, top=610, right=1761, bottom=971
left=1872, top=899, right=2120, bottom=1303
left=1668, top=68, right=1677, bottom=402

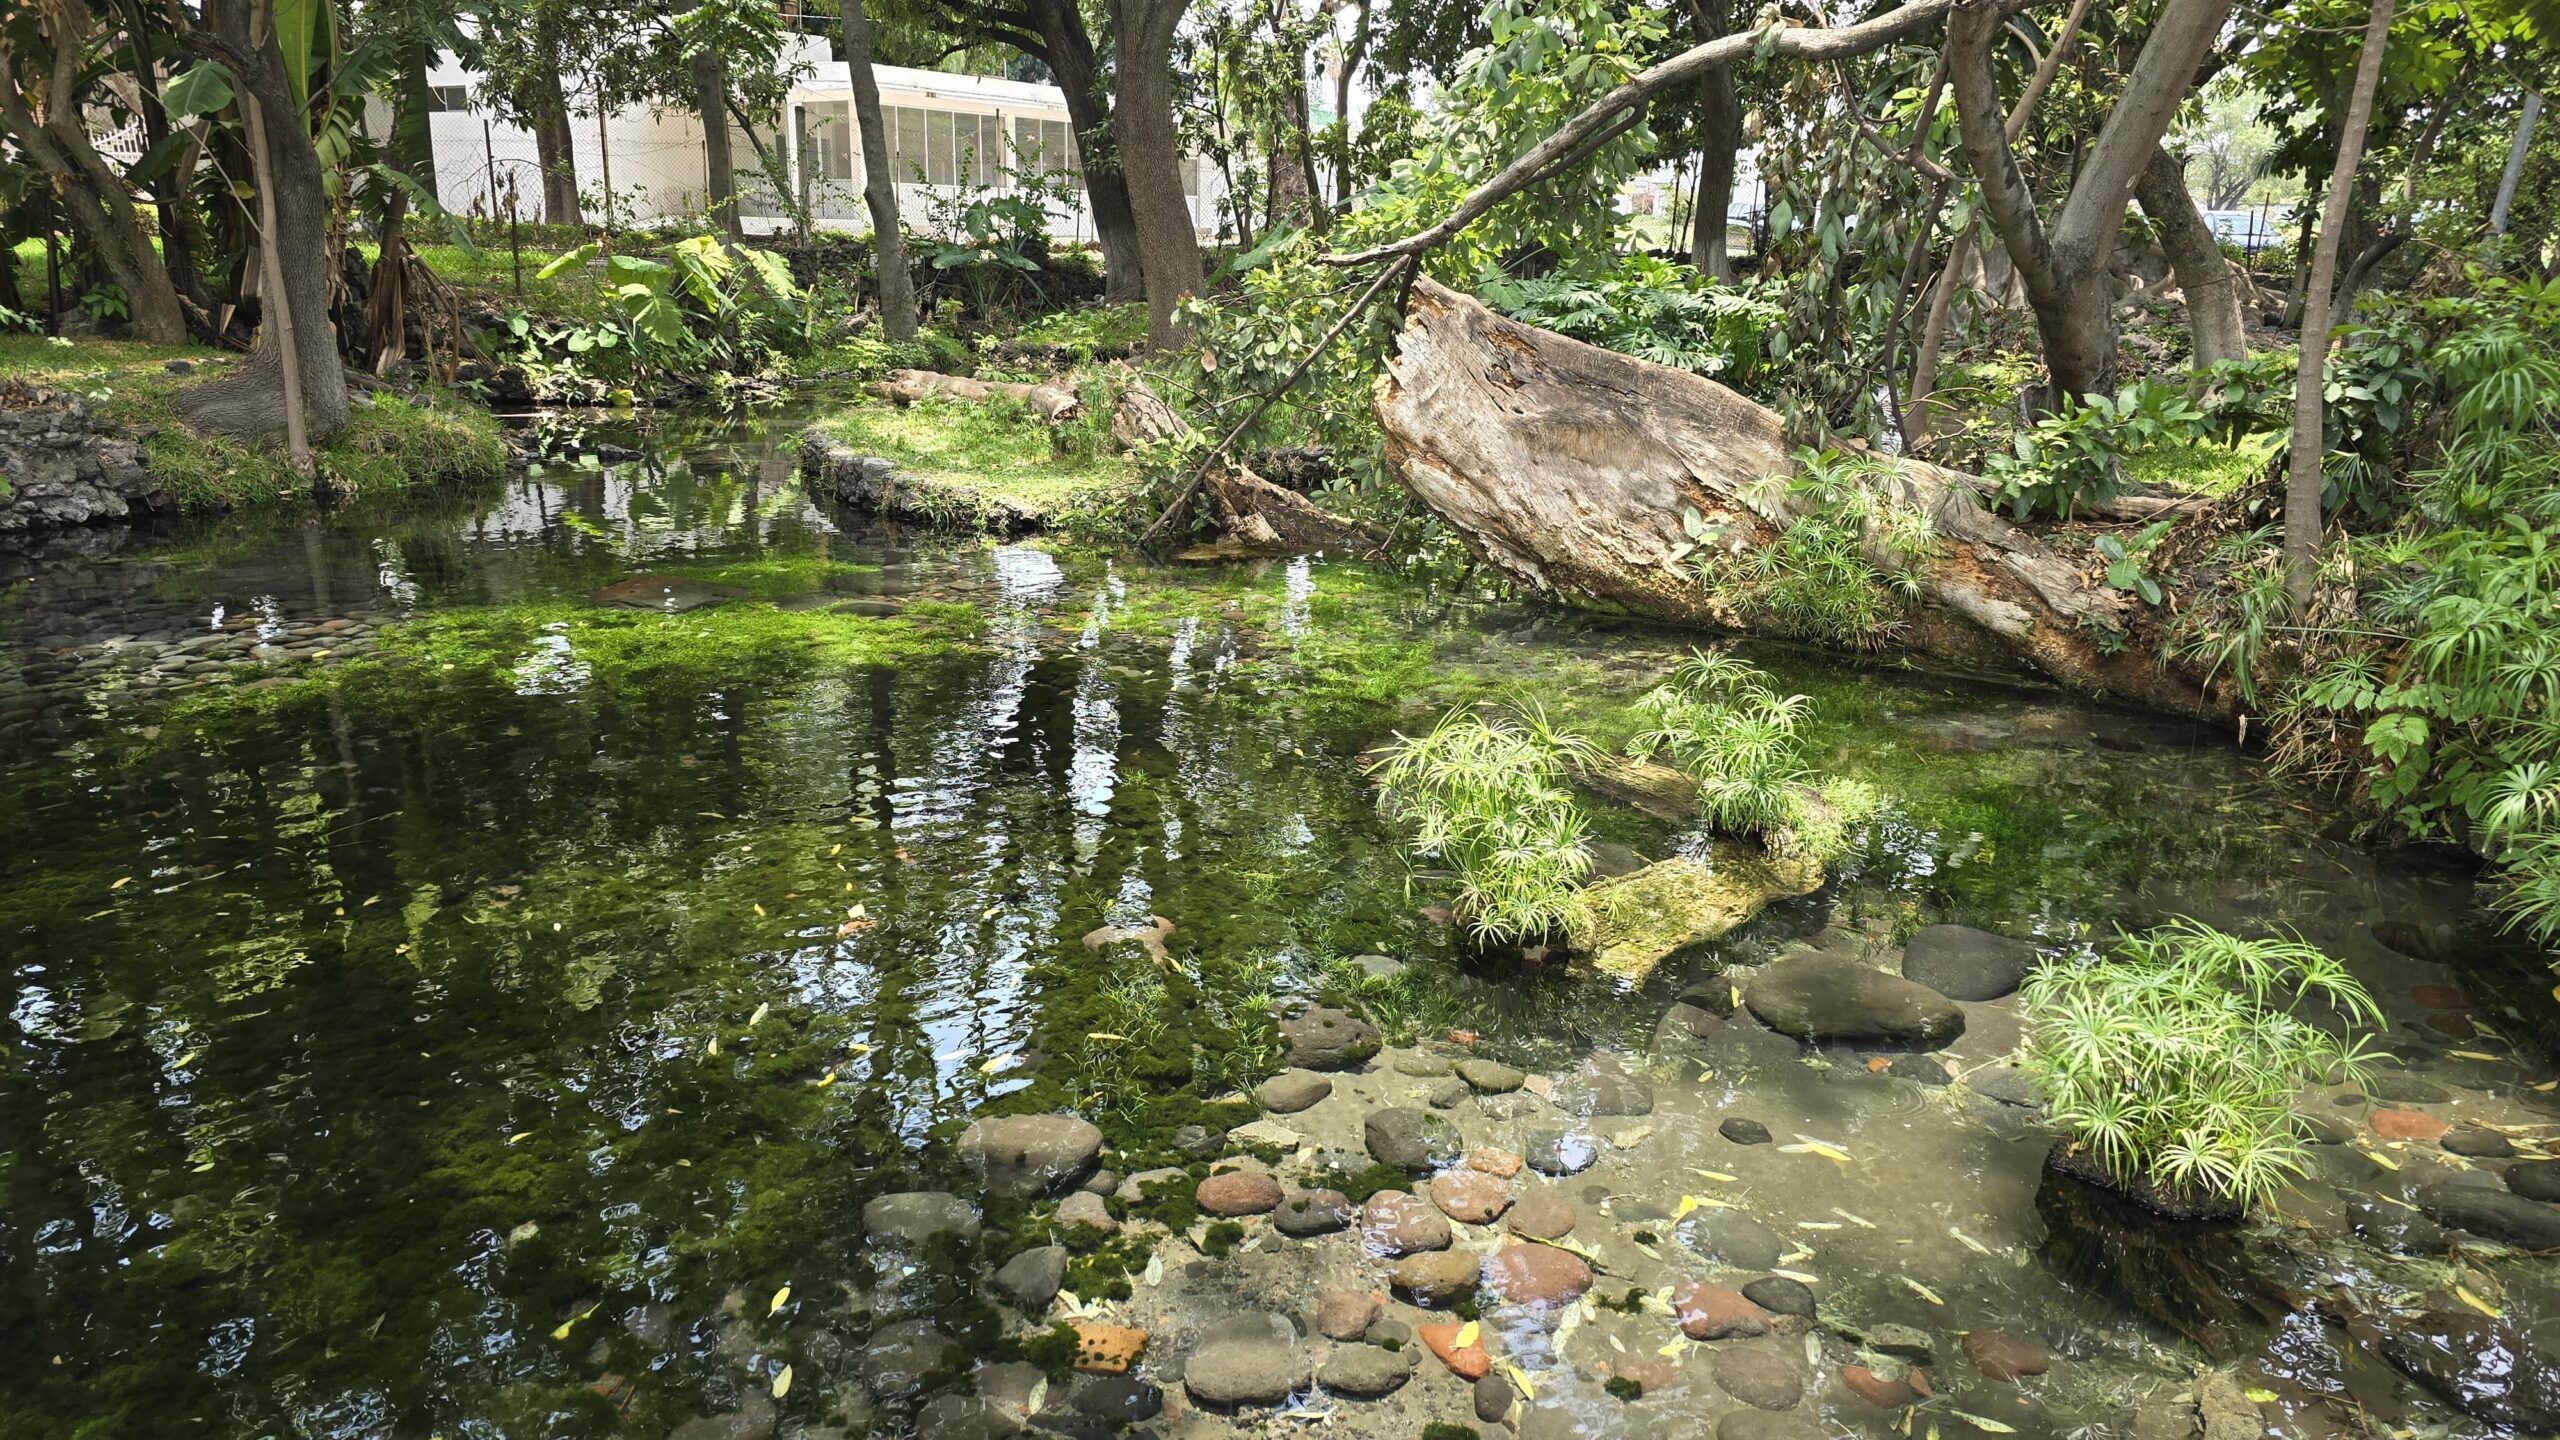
left=1628, top=650, right=1812, bottom=839
left=1370, top=704, right=1599, bottom=944
left=2021, top=919, right=2383, bottom=1211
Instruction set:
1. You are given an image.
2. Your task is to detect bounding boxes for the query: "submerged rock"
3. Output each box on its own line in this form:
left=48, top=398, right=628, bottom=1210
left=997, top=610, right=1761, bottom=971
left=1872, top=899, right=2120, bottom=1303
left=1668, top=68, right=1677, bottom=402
left=590, top=574, right=743, bottom=612
left=1961, top=1329, right=2048, bottom=1381
left=1720, top=1117, right=1774, bottom=1145
left=1677, top=1283, right=1772, bottom=1339
left=2414, top=1181, right=2560, bottom=1247
left=1182, top=1313, right=1307, bottom=1407
left=957, top=1114, right=1103, bottom=1199
left=2509, top=1159, right=2560, bottom=1201
left=1684, top=1211, right=1788, bottom=1270
left=1523, top=1128, right=1598, bottom=1176
left=1361, top=1190, right=1453, bottom=1254
left=1552, top=1055, right=1655, bottom=1117
left=1742, top=1275, right=1817, bottom=1318
left=1713, top=1345, right=1807, bottom=1410
left=1277, top=1005, right=1380, bottom=1071
left=993, top=1244, right=1068, bottom=1308
left=1365, top=1107, right=1462, bottom=1172
left=1197, top=1171, right=1283, bottom=1216
left=861, top=1319, right=959, bottom=1396
left=1899, top=924, right=2038, bottom=1001
left=2380, top=1310, right=2560, bottom=1431
left=1316, top=1341, right=1413, bottom=1396
left=1745, top=955, right=1965, bottom=1046
left=1318, top=1289, right=1381, bottom=1340
left=864, top=1190, right=981, bottom=1246
left=1578, top=855, right=1825, bottom=982
left=1391, top=1249, right=1482, bottom=1305
left=1275, top=1187, right=1354, bottom=1237
left=1487, top=1241, right=1592, bottom=1305
left=1256, top=1070, right=1333, bottom=1113
left=1507, top=1188, right=1577, bottom=1240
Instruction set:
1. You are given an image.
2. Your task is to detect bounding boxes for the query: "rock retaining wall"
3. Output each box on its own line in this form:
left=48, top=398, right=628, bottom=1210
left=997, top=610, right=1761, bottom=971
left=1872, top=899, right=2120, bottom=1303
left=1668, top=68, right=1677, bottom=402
left=0, top=383, right=165, bottom=532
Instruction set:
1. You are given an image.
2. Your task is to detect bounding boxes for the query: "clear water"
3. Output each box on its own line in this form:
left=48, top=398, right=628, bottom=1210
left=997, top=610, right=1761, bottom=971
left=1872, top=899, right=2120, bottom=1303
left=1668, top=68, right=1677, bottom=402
left=3, top=401, right=2554, bottom=1439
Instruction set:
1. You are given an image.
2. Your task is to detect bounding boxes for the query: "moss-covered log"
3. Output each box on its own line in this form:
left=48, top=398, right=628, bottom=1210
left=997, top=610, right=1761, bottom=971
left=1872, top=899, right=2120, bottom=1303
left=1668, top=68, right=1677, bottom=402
left=1371, top=278, right=2228, bottom=719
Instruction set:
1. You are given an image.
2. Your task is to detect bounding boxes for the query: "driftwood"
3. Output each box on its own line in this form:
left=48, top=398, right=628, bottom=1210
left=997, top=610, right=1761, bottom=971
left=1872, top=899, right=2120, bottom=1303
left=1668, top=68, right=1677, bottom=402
left=866, top=368, right=1082, bottom=424
left=1373, top=278, right=2228, bottom=718
left=1111, top=378, right=1377, bottom=555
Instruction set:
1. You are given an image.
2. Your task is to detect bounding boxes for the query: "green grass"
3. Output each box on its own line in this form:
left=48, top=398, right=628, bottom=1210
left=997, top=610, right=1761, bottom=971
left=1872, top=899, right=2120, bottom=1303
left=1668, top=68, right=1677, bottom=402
left=1012, top=303, right=1147, bottom=357
left=2121, top=431, right=2283, bottom=497
left=0, top=334, right=506, bottom=512
left=810, top=394, right=1142, bottom=525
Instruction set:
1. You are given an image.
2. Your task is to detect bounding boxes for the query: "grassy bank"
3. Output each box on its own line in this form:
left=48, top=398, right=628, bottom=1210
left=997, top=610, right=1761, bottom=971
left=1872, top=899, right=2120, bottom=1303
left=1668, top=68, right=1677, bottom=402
left=0, top=335, right=507, bottom=512
left=807, top=392, right=1143, bottom=532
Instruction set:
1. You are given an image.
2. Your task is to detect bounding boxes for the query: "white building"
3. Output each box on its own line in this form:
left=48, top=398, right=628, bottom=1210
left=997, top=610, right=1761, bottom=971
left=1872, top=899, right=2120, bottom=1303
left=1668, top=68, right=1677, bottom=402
left=417, top=39, right=1222, bottom=243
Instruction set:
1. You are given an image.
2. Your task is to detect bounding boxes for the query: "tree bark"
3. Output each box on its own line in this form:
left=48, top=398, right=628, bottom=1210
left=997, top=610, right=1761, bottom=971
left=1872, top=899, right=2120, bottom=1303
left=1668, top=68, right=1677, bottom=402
left=693, top=50, right=740, bottom=235
left=2133, top=146, right=2247, bottom=369
left=2284, top=0, right=2393, bottom=611
left=529, top=13, right=583, bottom=226
left=178, top=0, right=351, bottom=445
left=1022, top=0, right=1146, bottom=302
left=1684, top=0, right=1739, bottom=280
left=1110, top=0, right=1208, bottom=349
left=841, top=0, right=917, bottom=338
left=0, top=0, right=189, bottom=342
left=1947, top=0, right=2229, bottom=400
left=1375, top=278, right=2226, bottom=717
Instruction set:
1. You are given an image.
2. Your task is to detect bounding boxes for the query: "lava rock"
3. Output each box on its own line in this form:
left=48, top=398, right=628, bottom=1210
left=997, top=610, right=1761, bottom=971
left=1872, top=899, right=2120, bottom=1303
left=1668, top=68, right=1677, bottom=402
left=1899, top=924, right=2038, bottom=1001
left=1720, top=1117, right=1775, bottom=1145
left=1256, top=1070, right=1334, bottom=1114
left=864, top=1190, right=981, bottom=1246
left=1275, top=1187, right=1355, bottom=1237
left=957, top=1114, right=1103, bottom=1199
left=1365, top=1107, right=1462, bottom=1172
left=1745, top=955, right=1966, bottom=1046
left=2416, top=1181, right=2560, bottom=1247
left=1277, top=1005, right=1380, bottom=1071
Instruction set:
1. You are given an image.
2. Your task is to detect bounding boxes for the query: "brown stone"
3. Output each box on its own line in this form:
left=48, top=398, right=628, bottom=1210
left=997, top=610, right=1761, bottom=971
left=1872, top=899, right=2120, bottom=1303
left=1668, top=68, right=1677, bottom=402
left=1842, top=1364, right=1924, bottom=1408
left=1675, top=1283, right=1771, bottom=1340
left=1071, top=1322, right=1148, bottom=1375
left=1317, top=1288, right=1382, bottom=1341
left=1468, top=1148, right=1524, bottom=1178
left=1486, top=1241, right=1593, bottom=1305
left=1196, top=1170, right=1284, bottom=1216
left=1391, top=1249, right=1483, bottom=1306
left=1360, top=1190, right=1453, bottom=1255
left=1607, top=1358, right=1679, bottom=1395
left=1507, top=1189, right=1578, bottom=1241
left=1430, top=1170, right=1514, bottom=1224
left=1418, top=1322, right=1492, bottom=1380
left=1961, top=1329, right=2048, bottom=1382
left=2410, top=984, right=2471, bottom=1010
left=2370, top=1109, right=2449, bottom=1142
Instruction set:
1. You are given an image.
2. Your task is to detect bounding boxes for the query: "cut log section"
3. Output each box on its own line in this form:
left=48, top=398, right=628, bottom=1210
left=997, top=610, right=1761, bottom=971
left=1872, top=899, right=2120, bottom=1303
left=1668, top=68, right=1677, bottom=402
left=866, top=369, right=1083, bottom=425
left=1111, top=377, right=1378, bottom=556
left=1372, top=278, right=2228, bottom=718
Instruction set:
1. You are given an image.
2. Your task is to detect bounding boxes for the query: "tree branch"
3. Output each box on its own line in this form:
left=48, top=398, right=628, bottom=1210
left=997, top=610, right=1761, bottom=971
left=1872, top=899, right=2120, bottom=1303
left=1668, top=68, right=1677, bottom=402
left=1324, top=0, right=2044, bottom=267
left=2044, top=0, right=2231, bottom=265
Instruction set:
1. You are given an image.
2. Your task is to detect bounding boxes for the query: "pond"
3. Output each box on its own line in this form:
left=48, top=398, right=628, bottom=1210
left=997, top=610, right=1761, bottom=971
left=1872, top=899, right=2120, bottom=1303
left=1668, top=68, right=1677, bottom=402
left=3, top=399, right=2556, bottom=1440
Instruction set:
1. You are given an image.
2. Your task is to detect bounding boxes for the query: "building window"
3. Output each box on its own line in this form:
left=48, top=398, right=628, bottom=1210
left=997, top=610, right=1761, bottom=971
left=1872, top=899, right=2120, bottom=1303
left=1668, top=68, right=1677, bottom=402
left=1012, top=117, right=1078, bottom=179
left=880, top=105, right=1007, bottom=188
left=797, top=102, right=851, bottom=182
left=426, top=84, right=470, bottom=113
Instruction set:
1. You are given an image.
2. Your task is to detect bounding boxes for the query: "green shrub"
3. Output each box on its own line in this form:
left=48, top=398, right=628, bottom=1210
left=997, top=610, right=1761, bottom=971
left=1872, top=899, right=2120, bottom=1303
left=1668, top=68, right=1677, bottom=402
left=1688, top=448, right=1932, bottom=649
left=1478, top=254, right=1788, bottom=395
left=1370, top=704, right=1598, bottom=943
left=1986, top=379, right=2207, bottom=519
left=1624, top=650, right=1875, bottom=862
left=2022, top=920, right=2380, bottom=1210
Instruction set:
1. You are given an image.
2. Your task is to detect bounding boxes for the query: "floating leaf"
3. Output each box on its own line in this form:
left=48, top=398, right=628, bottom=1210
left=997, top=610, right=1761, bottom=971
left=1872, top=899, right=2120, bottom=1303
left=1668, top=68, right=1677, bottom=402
left=753, top=903, right=767, bottom=917
left=2455, top=1285, right=2502, bottom=1318
left=770, top=1284, right=790, bottom=1315
left=2448, top=1050, right=2501, bottom=1062
left=1950, top=1412, right=2015, bottom=1434
left=706, top=1036, right=721, bottom=1058
left=813, top=1071, right=837, bottom=1088
left=1897, top=1276, right=1944, bottom=1305
left=2243, top=1387, right=2279, bottom=1403
left=1693, top=1169, right=1738, bottom=1183
left=2357, top=1147, right=2400, bottom=1171
left=748, top=1003, right=770, bottom=1027
left=507, top=1131, right=533, bottom=1144
left=1454, top=1320, right=1479, bottom=1350
left=111, top=876, right=133, bottom=890
left=1780, top=1134, right=1853, bottom=1162
left=771, top=1363, right=793, bottom=1398
left=979, top=1053, right=1020, bottom=1075
left=1830, top=1207, right=1876, bottom=1229
left=1949, top=1227, right=1993, bottom=1256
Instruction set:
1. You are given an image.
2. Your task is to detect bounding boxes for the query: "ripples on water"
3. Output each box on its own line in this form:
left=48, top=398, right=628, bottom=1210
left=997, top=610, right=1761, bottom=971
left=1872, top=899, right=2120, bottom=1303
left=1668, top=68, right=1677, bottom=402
left=1, top=406, right=2553, bottom=1437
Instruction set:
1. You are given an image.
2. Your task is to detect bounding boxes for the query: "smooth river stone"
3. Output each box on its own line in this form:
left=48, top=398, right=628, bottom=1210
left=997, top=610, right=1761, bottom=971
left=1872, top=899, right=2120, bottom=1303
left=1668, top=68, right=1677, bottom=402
left=1899, top=923, right=2039, bottom=1001
left=1745, top=955, right=1966, bottom=1047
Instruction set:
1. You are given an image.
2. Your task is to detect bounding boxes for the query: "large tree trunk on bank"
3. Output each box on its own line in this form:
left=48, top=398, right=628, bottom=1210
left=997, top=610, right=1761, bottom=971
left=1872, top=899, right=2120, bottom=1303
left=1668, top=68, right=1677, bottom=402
left=2134, top=146, right=2248, bottom=370
left=528, top=23, right=582, bottom=228
left=178, top=0, right=350, bottom=445
left=1374, top=279, right=2226, bottom=718
left=694, top=50, right=740, bottom=234
left=1110, top=0, right=1207, bottom=348
left=1027, top=0, right=1146, bottom=304
left=841, top=0, right=917, bottom=338
left=1683, top=0, right=1739, bottom=281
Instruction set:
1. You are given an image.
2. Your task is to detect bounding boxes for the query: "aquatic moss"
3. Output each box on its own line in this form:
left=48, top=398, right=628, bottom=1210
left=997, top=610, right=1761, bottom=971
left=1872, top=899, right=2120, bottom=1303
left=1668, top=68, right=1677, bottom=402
left=1422, top=1423, right=1483, bottom=1440
left=810, top=397, right=1140, bottom=529
left=1015, top=1322, right=1083, bottom=1377
left=1605, top=1375, right=1644, bottom=1401
left=1197, top=1220, right=1246, bottom=1257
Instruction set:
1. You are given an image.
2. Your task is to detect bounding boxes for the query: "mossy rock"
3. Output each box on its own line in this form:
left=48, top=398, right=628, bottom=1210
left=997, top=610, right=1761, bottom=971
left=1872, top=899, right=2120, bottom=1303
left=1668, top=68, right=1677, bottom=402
left=1576, top=853, right=1824, bottom=982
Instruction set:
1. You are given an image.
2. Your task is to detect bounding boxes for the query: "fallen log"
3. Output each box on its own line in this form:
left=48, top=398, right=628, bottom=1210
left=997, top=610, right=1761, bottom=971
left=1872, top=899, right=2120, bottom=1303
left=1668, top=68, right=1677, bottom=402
left=1110, top=378, right=1378, bottom=555
left=866, top=369, right=1082, bottom=425
left=1372, top=278, right=2230, bottom=719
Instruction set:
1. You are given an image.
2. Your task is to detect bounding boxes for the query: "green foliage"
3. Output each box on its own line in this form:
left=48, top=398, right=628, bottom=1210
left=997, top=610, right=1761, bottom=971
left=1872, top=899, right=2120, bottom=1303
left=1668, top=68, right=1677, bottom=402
left=2094, top=519, right=2177, bottom=606
left=1623, top=650, right=1873, bottom=862
left=1689, top=449, right=1931, bottom=649
left=1477, top=255, right=1786, bottom=392
left=2022, top=920, right=2380, bottom=1211
left=1010, top=305, right=1148, bottom=361
left=1370, top=704, right=1599, bottom=943
left=808, top=396, right=1140, bottom=533
left=1986, top=381, right=2208, bottom=519
left=514, top=237, right=818, bottom=387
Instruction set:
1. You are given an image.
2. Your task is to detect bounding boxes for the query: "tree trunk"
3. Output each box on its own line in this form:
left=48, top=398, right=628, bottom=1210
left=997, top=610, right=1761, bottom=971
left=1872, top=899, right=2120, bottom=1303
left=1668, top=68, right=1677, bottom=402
left=841, top=0, right=917, bottom=338
left=694, top=50, right=740, bottom=235
left=1374, top=278, right=2226, bottom=717
left=0, top=1, right=188, bottom=342
left=529, top=14, right=582, bottom=226
left=1684, top=0, right=1738, bottom=281
left=1946, top=0, right=2229, bottom=401
left=115, top=0, right=216, bottom=325
left=1030, top=0, right=1146, bottom=303
left=1111, top=0, right=1207, bottom=348
left=2134, top=146, right=2247, bottom=370
left=2284, top=0, right=2393, bottom=611
left=178, top=0, right=350, bottom=445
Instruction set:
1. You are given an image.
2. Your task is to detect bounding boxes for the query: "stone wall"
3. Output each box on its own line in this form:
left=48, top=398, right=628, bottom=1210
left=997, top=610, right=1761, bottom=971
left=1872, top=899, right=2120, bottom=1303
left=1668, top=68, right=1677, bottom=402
left=0, top=383, right=165, bottom=532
